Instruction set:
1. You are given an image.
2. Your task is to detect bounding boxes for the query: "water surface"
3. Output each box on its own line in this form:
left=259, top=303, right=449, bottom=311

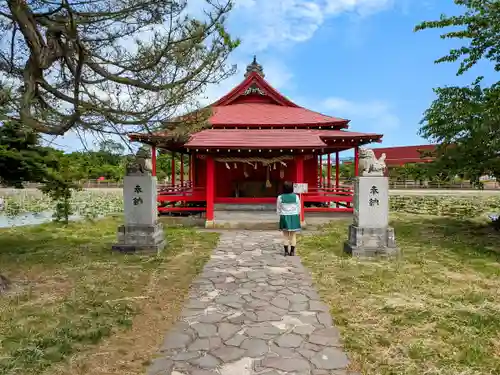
left=0, top=211, right=84, bottom=229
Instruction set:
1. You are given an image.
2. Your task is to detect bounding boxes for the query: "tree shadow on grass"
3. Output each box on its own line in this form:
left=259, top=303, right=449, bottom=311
left=393, top=215, right=500, bottom=269
left=0, top=218, right=119, bottom=267
left=308, top=215, right=500, bottom=265
left=0, top=217, right=214, bottom=272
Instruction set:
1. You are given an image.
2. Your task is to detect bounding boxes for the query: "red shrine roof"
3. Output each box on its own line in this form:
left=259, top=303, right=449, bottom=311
left=128, top=57, right=384, bottom=148
left=209, top=103, right=347, bottom=127
left=371, top=144, right=436, bottom=166
left=185, top=129, right=382, bottom=149
left=205, top=58, right=349, bottom=128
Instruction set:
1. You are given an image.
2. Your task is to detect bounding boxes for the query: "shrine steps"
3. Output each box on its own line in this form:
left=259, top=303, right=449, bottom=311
left=214, top=203, right=275, bottom=211
left=158, top=210, right=352, bottom=231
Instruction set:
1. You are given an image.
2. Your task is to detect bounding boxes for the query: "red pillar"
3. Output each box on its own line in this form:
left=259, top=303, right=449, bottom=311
left=188, top=154, right=192, bottom=187
left=171, top=152, right=176, bottom=186
left=151, top=145, right=157, bottom=177
left=206, top=155, right=215, bottom=224
left=327, top=153, right=331, bottom=189
left=335, top=151, right=340, bottom=208
left=354, top=146, right=359, bottom=177
left=335, top=151, right=340, bottom=189
left=190, top=154, right=195, bottom=187
left=295, top=155, right=305, bottom=223
left=180, top=154, right=184, bottom=187
left=319, top=155, right=323, bottom=188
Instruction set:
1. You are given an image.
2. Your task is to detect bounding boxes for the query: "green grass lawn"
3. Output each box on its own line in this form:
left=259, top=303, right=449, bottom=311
left=0, top=217, right=218, bottom=375
left=300, top=214, right=500, bottom=375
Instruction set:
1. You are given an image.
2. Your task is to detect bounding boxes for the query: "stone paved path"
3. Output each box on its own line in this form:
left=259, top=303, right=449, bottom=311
left=147, top=231, right=358, bottom=375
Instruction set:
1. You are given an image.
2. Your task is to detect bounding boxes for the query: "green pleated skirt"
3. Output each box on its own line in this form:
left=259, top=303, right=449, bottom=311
left=279, top=214, right=301, bottom=231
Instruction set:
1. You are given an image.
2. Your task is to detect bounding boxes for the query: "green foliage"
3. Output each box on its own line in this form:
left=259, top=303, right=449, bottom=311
left=0, top=128, right=129, bottom=222
left=0, top=0, right=239, bottom=136
left=0, top=121, right=58, bottom=188
left=339, top=163, right=354, bottom=179
left=156, top=151, right=190, bottom=181
left=319, top=162, right=353, bottom=182
left=419, top=80, right=500, bottom=184
left=327, top=161, right=460, bottom=183
left=0, top=122, right=86, bottom=223
left=39, top=156, right=84, bottom=224
left=388, top=163, right=455, bottom=183
left=55, top=142, right=189, bottom=183
left=99, top=139, right=125, bottom=156
left=415, top=0, right=500, bottom=75
left=0, top=126, right=191, bottom=200
left=62, top=140, right=129, bottom=181
left=3, top=191, right=123, bottom=220
left=415, top=0, right=500, bottom=184
left=390, top=195, right=500, bottom=218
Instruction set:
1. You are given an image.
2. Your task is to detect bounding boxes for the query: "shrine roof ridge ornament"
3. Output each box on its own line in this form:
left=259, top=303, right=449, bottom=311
left=245, top=55, right=264, bottom=78
left=244, top=83, right=266, bottom=96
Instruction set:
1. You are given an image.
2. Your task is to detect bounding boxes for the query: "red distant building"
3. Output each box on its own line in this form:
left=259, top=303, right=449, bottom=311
left=371, top=144, right=436, bottom=166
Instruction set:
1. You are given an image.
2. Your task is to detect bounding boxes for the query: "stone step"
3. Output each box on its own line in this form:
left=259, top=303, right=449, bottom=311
left=212, top=221, right=317, bottom=231
left=214, top=204, right=275, bottom=211
left=159, top=211, right=350, bottom=230
left=159, top=217, right=316, bottom=231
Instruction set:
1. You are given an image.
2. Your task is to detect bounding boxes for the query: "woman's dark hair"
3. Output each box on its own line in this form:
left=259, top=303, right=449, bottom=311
left=283, top=181, right=294, bottom=194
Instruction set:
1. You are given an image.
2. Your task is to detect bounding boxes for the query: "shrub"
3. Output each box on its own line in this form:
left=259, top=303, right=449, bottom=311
left=390, top=195, right=500, bottom=218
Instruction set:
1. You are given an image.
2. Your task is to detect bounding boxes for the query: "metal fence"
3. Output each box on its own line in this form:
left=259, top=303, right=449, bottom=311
left=13, top=180, right=188, bottom=189
left=316, top=180, right=499, bottom=190
left=387, top=180, right=499, bottom=190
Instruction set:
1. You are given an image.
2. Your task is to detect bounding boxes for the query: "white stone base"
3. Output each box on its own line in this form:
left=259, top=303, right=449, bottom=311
left=112, top=222, right=166, bottom=254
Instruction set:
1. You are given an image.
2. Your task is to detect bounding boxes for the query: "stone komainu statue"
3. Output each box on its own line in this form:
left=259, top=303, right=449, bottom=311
left=358, top=147, right=387, bottom=176
left=126, top=148, right=153, bottom=176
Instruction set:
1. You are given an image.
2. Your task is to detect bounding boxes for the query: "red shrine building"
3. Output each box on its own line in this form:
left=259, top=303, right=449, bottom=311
left=129, top=57, right=384, bottom=227
left=371, top=145, right=436, bottom=166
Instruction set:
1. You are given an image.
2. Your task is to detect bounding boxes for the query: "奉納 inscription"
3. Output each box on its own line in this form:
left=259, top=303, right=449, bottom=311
left=368, top=185, right=379, bottom=207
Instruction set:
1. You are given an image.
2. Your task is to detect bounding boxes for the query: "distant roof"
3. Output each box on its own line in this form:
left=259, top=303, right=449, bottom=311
left=185, top=129, right=382, bottom=149
left=371, top=144, right=436, bottom=165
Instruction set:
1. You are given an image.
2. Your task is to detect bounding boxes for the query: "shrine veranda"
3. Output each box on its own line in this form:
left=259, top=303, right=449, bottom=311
left=129, top=57, right=384, bottom=227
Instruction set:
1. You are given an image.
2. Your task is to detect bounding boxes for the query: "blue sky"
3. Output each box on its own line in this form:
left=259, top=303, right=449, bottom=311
left=54, top=0, right=490, bottom=153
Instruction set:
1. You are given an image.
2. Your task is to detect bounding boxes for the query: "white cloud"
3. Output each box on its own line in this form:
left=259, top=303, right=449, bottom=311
left=321, top=96, right=400, bottom=131
left=229, top=0, right=399, bottom=52
left=325, top=0, right=394, bottom=16
left=50, top=0, right=404, bottom=151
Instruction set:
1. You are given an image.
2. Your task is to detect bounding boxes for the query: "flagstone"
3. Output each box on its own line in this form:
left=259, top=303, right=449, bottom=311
left=146, top=231, right=351, bottom=375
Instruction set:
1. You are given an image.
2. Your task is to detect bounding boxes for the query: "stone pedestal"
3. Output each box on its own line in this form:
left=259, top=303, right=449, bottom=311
left=344, top=176, right=399, bottom=257
left=113, top=222, right=165, bottom=253
left=343, top=224, right=399, bottom=257
left=112, top=174, right=166, bottom=254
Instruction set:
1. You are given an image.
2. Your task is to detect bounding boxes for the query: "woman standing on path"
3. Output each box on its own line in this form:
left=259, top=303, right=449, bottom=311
left=276, top=181, right=301, bottom=256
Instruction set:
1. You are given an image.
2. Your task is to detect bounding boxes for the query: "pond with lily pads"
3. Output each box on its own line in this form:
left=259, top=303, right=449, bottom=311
left=0, top=190, right=124, bottom=228
left=1, top=189, right=499, bottom=228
